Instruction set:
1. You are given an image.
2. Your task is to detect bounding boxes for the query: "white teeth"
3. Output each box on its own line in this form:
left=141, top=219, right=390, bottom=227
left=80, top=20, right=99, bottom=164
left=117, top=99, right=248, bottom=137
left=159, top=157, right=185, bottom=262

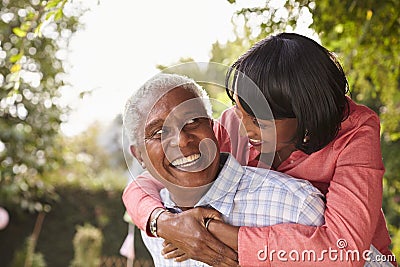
left=249, top=138, right=262, bottom=143
left=171, top=154, right=201, bottom=168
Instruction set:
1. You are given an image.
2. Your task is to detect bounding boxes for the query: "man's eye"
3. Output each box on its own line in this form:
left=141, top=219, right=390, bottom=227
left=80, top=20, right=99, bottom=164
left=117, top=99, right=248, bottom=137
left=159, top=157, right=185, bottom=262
left=186, top=118, right=196, bottom=125
left=149, top=128, right=165, bottom=139
left=184, top=118, right=202, bottom=127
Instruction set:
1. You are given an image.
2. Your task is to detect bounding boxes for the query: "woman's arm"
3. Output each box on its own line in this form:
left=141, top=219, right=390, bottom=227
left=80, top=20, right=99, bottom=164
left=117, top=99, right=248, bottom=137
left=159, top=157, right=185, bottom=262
left=122, top=171, right=165, bottom=233
left=237, top=117, right=392, bottom=266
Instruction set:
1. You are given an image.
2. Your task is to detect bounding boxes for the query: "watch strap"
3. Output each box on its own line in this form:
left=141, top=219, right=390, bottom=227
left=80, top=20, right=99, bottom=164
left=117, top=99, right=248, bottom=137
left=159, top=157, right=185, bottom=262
left=150, top=209, right=166, bottom=237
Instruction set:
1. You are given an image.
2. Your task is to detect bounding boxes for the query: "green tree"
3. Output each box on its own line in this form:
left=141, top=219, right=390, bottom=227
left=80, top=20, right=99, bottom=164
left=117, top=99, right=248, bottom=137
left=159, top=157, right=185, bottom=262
left=0, top=0, right=86, bottom=212
left=46, top=121, right=127, bottom=191
left=70, top=223, right=103, bottom=267
left=157, top=58, right=233, bottom=119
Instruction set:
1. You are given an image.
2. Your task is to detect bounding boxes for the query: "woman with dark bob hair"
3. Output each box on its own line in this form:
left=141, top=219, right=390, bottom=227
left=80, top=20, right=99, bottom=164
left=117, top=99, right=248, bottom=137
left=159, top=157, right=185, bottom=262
left=123, top=33, right=396, bottom=266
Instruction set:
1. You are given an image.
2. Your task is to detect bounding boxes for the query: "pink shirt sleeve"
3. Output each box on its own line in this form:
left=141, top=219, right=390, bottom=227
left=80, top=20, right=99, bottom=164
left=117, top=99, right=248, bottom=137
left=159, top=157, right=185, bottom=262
left=237, top=114, right=391, bottom=266
left=122, top=171, right=164, bottom=233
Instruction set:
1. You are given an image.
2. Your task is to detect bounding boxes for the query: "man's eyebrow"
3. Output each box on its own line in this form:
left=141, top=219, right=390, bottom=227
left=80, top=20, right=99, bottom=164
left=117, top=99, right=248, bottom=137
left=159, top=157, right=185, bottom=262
left=183, top=111, right=203, bottom=117
left=183, top=107, right=208, bottom=117
left=145, top=118, right=164, bottom=132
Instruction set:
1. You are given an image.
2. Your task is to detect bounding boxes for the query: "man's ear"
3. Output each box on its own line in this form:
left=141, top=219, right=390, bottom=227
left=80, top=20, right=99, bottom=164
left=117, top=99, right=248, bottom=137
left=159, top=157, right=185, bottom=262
left=130, top=145, right=142, bottom=163
left=130, top=145, right=146, bottom=168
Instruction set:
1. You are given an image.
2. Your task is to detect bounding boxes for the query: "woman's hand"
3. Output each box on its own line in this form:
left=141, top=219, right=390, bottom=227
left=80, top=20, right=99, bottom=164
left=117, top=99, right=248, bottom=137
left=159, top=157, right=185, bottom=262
left=157, top=207, right=239, bottom=266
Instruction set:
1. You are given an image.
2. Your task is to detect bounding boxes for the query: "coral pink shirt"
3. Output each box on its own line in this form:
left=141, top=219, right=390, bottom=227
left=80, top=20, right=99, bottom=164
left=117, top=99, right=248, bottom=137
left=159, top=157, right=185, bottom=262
left=122, top=98, right=396, bottom=266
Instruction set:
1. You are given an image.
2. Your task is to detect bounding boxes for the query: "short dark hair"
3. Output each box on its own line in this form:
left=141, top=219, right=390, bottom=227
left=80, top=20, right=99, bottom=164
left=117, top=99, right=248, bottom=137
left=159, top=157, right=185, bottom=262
left=226, top=32, right=350, bottom=154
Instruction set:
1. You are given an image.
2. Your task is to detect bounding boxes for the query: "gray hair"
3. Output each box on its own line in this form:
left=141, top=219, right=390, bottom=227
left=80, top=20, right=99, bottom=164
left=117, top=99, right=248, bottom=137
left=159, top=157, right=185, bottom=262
left=123, top=73, right=213, bottom=146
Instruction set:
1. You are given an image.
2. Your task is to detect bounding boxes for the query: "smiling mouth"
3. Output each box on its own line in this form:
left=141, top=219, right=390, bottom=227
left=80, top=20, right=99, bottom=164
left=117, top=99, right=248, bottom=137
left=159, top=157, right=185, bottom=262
left=170, top=153, right=201, bottom=168
left=249, top=138, right=263, bottom=146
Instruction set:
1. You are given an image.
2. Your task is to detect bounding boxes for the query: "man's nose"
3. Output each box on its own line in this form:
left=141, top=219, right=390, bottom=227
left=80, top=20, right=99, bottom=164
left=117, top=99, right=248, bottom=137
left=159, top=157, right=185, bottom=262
left=166, top=128, right=194, bottom=148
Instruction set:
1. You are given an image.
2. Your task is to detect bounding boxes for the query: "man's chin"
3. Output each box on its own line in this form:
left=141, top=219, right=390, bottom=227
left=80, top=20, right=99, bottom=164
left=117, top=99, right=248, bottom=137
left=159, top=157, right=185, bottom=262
left=169, top=169, right=214, bottom=188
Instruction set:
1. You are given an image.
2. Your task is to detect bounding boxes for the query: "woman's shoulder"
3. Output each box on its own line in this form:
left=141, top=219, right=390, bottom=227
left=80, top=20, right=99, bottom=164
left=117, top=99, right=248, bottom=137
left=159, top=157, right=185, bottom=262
left=341, top=97, right=380, bottom=133
left=327, top=98, right=381, bottom=152
left=348, top=97, right=379, bottom=120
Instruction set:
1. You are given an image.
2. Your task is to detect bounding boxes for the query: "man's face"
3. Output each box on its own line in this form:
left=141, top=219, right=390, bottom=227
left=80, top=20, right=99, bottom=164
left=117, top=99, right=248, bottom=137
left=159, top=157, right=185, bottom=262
left=133, top=87, right=220, bottom=188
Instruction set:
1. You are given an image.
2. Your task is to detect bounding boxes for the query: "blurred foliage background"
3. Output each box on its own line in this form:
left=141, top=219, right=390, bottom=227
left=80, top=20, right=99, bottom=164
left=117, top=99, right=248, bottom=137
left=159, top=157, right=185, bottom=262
left=0, top=0, right=399, bottom=266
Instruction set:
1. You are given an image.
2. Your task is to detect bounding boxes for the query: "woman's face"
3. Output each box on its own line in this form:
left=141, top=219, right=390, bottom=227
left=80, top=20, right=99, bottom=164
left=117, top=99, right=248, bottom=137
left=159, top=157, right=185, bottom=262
left=233, top=94, right=298, bottom=153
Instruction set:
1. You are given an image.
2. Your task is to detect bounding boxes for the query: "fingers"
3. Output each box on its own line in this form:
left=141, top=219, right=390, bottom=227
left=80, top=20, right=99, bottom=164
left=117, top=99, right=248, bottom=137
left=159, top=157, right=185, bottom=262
left=163, top=233, right=239, bottom=266
left=196, top=206, right=223, bottom=222
left=158, top=207, right=239, bottom=266
left=162, top=241, right=176, bottom=254
left=205, top=244, right=239, bottom=266
left=172, top=254, right=190, bottom=262
left=188, top=231, right=238, bottom=266
left=162, top=248, right=185, bottom=260
left=204, top=234, right=238, bottom=263
left=162, top=242, right=184, bottom=258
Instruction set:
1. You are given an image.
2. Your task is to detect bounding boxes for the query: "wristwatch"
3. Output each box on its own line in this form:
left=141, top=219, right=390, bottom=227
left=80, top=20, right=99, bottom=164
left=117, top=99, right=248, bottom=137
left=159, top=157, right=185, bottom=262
left=149, top=209, right=166, bottom=238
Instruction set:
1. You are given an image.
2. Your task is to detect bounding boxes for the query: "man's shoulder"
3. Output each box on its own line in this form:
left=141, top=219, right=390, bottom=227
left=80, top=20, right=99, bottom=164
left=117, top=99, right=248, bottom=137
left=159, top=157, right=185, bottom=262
left=239, top=166, right=322, bottom=198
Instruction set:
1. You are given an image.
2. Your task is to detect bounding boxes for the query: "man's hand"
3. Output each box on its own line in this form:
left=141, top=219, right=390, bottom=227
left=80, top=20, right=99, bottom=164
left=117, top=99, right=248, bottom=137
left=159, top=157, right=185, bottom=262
left=162, top=241, right=189, bottom=262
left=157, top=207, right=239, bottom=266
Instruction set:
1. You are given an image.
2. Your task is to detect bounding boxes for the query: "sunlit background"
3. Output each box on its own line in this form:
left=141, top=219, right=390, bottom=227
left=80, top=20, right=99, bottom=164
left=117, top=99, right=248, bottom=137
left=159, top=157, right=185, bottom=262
left=61, top=0, right=313, bottom=136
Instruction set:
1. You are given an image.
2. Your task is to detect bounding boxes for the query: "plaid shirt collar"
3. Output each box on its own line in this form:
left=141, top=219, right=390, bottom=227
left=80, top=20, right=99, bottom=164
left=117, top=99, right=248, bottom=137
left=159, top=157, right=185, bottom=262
left=161, top=153, right=244, bottom=218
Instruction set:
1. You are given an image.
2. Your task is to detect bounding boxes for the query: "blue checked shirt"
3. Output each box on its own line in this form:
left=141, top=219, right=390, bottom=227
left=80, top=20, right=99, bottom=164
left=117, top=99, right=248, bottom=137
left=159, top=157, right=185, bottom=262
left=141, top=154, right=388, bottom=267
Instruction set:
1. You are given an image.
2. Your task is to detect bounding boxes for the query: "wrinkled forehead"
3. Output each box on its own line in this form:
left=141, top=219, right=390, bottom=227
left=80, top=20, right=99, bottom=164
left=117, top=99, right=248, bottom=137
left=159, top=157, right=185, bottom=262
left=144, top=87, right=208, bottom=126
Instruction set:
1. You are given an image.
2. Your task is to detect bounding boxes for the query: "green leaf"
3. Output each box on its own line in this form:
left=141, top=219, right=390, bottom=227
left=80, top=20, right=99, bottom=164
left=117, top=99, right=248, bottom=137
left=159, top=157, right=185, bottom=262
left=10, top=63, right=21, bottom=73
left=45, top=0, right=61, bottom=9
left=12, top=27, right=27, bottom=37
left=26, top=11, right=36, bottom=20
left=9, top=53, right=23, bottom=63
left=54, top=9, right=63, bottom=21
left=21, top=21, right=32, bottom=32
left=34, top=23, right=42, bottom=37
left=45, top=10, right=55, bottom=20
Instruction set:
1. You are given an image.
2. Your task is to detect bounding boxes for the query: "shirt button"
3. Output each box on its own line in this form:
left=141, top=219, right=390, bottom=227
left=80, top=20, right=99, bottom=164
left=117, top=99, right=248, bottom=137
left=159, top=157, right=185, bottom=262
left=290, top=160, right=294, bottom=164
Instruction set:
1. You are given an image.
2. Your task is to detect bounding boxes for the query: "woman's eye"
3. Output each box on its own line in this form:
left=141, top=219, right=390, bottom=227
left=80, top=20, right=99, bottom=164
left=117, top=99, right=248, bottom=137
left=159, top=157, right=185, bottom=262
left=250, top=117, right=271, bottom=130
left=252, top=117, right=260, bottom=127
left=258, top=122, right=271, bottom=130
